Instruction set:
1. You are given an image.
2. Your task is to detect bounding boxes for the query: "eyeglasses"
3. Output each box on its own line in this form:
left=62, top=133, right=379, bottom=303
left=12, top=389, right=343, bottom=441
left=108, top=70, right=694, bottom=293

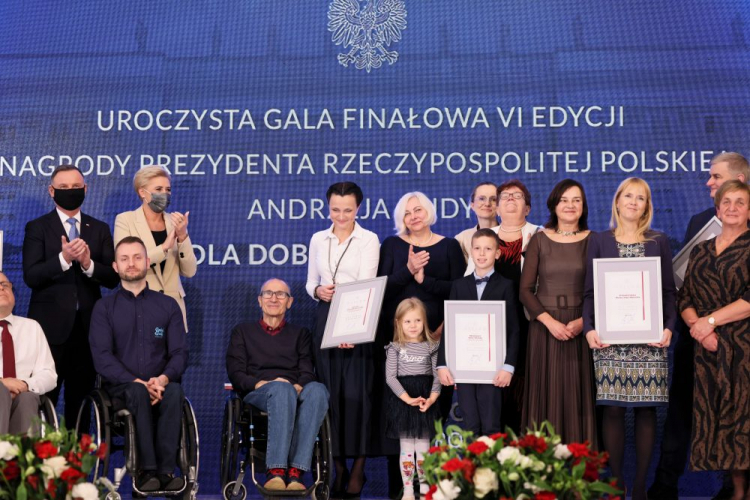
left=474, top=195, right=498, bottom=206
left=499, top=192, right=525, bottom=201
left=260, top=290, right=291, bottom=300
left=0, top=281, right=13, bottom=291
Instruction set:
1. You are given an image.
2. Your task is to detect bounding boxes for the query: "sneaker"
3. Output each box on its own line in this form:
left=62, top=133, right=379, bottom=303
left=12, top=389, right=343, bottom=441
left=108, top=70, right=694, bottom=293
left=158, top=473, right=186, bottom=491
left=264, top=468, right=287, bottom=490
left=135, top=470, right=160, bottom=492
left=287, top=467, right=306, bottom=491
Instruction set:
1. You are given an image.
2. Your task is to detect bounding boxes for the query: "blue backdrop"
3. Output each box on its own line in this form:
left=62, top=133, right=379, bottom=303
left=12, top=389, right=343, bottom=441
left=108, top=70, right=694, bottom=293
left=2, top=1, right=750, bottom=496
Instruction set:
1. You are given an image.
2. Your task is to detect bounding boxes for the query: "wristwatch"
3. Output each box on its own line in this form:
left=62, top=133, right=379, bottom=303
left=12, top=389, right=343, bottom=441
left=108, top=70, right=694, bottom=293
left=708, top=316, right=716, bottom=326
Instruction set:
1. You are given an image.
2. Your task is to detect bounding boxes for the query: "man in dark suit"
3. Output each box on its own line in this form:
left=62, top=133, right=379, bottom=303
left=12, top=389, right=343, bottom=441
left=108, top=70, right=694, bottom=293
left=436, top=228, right=520, bottom=435
left=22, top=164, right=119, bottom=427
left=649, top=152, right=750, bottom=500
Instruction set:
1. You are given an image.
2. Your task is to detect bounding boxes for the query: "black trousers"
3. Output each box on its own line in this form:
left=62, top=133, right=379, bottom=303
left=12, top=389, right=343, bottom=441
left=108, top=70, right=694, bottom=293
left=48, top=312, right=96, bottom=427
left=107, top=382, right=184, bottom=473
left=653, top=323, right=694, bottom=488
left=457, top=383, right=503, bottom=435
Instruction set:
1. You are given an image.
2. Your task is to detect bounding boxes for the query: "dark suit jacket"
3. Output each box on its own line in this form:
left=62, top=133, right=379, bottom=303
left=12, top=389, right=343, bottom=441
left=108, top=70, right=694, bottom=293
left=23, top=210, right=120, bottom=345
left=683, top=207, right=716, bottom=246
left=582, top=230, right=677, bottom=336
left=437, top=272, right=521, bottom=370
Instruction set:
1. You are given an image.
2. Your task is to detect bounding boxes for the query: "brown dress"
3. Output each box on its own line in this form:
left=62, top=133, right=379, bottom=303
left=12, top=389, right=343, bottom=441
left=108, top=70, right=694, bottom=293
left=520, top=232, right=598, bottom=447
left=679, top=230, right=750, bottom=471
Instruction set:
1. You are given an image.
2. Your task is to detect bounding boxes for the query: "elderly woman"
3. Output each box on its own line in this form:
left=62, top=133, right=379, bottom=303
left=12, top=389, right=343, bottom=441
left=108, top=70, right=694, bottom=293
left=305, top=182, right=380, bottom=498
left=114, top=166, right=197, bottom=330
left=374, top=191, right=464, bottom=497
left=679, top=180, right=750, bottom=499
left=454, top=182, right=499, bottom=263
left=583, top=177, right=675, bottom=500
left=520, top=179, right=597, bottom=447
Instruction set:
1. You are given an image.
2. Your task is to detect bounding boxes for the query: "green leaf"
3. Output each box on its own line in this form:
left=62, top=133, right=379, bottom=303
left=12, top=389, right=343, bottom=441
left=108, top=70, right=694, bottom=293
left=15, top=483, right=28, bottom=500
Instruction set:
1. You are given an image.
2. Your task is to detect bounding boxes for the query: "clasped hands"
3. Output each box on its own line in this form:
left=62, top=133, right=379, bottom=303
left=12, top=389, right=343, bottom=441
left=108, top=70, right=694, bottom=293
left=407, top=245, right=429, bottom=284
left=255, top=377, right=303, bottom=395
left=544, top=316, right=584, bottom=341
left=162, top=211, right=190, bottom=252
left=60, top=235, right=92, bottom=270
left=402, top=394, right=438, bottom=413
left=1, top=378, right=29, bottom=399
left=687, top=316, right=718, bottom=352
left=135, top=375, right=169, bottom=405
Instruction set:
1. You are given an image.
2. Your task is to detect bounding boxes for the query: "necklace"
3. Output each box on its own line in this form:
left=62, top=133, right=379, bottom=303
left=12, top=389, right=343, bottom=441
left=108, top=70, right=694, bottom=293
left=499, top=222, right=526, bottom=233
left=556, top=228, right=580, bottom=236
left=409, top=231, right=433, bottom=247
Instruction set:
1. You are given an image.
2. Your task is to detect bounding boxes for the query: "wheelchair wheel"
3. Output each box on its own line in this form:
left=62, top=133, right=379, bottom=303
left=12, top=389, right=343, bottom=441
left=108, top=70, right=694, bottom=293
left=220, top=396, right=241, bottom=487
left=39, top=395, right=59, bottom=433
left=105, top=492, right=122, bottom=500
left=222, top=481, right=247, bottom=500
left=76, top=392, right=110, bottom=481
left=313, top=482, right=330, bottom=500
left=180, top=398, right=200, bottom=500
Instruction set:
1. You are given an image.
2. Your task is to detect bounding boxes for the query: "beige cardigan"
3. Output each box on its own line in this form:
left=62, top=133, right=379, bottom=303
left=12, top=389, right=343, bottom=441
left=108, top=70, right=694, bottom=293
left=114, top=207, right=197, bottom=330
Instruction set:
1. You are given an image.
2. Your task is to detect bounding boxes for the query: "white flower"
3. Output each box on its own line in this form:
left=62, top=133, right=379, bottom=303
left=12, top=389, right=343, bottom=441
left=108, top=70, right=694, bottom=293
left=553, top=443, right=571, bottom=460
left=496, top=446, right=521, bottom=465
left=0, top=441, right=19, bottom=460
left=473, top=467, right=498, bottom=498
left=531, top=458, right=546, bottom=472
left=433, top=479, right=461, bottom=500
left=508, top=472, right=519, bottom=481
left=476, top=436, right=496, bottom=449
left=518, top=455, right=534, bottom=469
left=40, top=456, right=68, bottom=481
left=71, top=483, right=99, bottom=500
left=524, top=481, right=542, bottom=494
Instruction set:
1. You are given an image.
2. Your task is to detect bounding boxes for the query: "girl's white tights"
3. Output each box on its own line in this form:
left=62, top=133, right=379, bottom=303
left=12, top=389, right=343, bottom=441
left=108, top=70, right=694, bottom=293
left=399, top=438, right=430, bottom=498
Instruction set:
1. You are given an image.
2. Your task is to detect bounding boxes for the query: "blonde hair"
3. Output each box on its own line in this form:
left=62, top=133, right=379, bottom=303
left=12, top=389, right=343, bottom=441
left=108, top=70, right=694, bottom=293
left=133, top=166, right=171, bottom=196
left=392, top=297, right=436, bottom=346
left=610, top=177, right=653, bottom=241
left=393, top=192, right=437, bottom=236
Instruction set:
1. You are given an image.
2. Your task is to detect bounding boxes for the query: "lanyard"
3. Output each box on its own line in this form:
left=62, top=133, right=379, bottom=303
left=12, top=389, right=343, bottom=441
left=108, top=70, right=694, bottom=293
left=328, top=236, right=354, bottom=285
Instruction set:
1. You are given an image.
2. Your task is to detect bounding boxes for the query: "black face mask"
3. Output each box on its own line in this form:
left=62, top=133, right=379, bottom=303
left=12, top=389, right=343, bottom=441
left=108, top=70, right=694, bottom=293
left=53, top=187, right=86, bottom=211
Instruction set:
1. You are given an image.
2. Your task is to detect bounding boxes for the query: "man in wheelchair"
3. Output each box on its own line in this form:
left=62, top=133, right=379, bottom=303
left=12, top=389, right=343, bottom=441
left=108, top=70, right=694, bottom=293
left=227, top=278, right=329, bottom=491
left=89, top=236, right=188, bottom=493
left=0, top=271, right=58, bottom=436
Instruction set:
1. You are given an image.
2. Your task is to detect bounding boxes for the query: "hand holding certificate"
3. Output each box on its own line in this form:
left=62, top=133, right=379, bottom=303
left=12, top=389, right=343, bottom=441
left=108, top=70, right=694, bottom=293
left=320, top=276, right=387, bottom=349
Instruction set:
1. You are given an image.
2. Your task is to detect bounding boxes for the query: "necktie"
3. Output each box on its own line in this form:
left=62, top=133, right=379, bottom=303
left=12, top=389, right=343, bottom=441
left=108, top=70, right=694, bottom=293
left=1, top=320, right=16, bottom=379
left=67, top=217, right=79, bottom=240
left=475, top=276, right=491, bottom=285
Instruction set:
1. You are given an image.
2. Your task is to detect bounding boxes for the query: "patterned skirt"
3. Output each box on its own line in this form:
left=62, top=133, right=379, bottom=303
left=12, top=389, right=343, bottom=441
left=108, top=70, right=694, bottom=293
left=593, top=345, right=668, bottom=406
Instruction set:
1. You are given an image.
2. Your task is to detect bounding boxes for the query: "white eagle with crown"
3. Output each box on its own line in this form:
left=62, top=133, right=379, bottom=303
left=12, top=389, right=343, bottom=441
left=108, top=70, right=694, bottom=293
left=328, top=0, right=407, bottom=73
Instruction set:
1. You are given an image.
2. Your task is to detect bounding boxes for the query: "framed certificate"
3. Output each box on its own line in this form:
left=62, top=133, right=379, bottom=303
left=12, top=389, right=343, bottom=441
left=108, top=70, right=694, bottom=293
left=320, top=276, right=387, bottom=349
left=672, top=216, right=721, bottom=289
left=443, top=301, right=506, bottom=384
left=593, top=257, right=663, bottom=344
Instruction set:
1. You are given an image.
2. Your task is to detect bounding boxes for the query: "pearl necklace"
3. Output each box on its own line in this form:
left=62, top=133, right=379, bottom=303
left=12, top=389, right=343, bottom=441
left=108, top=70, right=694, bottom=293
left=410, top=231, right=434, bottom=247
left=499, top=222, right=526, bottom=233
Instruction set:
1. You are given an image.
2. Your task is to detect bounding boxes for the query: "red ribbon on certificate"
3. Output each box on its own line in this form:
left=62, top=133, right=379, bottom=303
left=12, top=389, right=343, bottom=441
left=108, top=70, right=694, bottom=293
left=362, top=288, right=373, bottom=325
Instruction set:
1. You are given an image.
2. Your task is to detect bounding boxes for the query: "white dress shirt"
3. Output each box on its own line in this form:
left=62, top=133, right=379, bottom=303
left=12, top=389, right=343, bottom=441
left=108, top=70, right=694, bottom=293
left=306, top=222, right=380, bottom=300
left=56, top=209, right=94, bottom=277
left=0, top=314, right=58, bottom=394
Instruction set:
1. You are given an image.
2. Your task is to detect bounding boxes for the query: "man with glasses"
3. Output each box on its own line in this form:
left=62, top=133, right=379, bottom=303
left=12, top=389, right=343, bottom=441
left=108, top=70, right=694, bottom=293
left=22, top=164, right=119, bottom=426
left=0, top=272, right=57, bottom=435
left=89, top=237, right=187, bottom=493
left=226, top=278, right=328, bottom=491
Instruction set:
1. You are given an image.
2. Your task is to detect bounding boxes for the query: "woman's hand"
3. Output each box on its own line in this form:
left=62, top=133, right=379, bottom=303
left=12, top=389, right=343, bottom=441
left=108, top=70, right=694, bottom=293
left=170, top=211, right=190, bottom=241
left=690, top=317, right=715, bottom=342
left=545, top=318, right=574, bottom=341
left=401, top=394, right=426, bottom=407
left=565, top=318, right=584, bottom=337
left=649, top=328, right=672, bottom=348
left=414, top=268, right=425, bottom=284
left=585, top=330, right=610, bottom=349
left=162, top=230, right=177, bottom=253
left=407, top=245, right=430, bottom=274
left=701, top=333, right=719, bottom=352
left=316, top=284, right=336, bottom=302
left=419, top=394, right=439, bottom=413
left=337, top=343, right=355, bottom=349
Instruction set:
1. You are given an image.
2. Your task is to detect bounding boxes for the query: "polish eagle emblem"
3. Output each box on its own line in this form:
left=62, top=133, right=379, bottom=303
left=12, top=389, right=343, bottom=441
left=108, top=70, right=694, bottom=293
left=328, top=0, right=407, bottom=73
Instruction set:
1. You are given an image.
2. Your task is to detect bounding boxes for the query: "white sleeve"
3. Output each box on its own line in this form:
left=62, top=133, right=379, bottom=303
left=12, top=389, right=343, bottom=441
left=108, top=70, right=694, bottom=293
left=305, top=233, right=322, bottom=300
left=357, top=232, right=380, bottom=280
left=23, top=324, right=58, bottom=395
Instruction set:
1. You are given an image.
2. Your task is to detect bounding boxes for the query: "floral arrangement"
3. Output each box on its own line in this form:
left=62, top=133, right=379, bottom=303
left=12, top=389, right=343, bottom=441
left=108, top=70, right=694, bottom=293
left=421, top=421, right=622, bottom=500
left=0, top=423, right=109, bottom=500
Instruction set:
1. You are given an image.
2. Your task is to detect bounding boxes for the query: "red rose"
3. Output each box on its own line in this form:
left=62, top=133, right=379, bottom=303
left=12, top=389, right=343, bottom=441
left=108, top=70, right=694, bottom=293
left=2, top=460, right=20, bottom=481
left=66, top=451, right=82, bottom=467
left=517, top=435, right=547, bottom=453
left=61, top=467, right=86, bottom=486
left=467, top=441, right=489, bottom=455
left=534, top=492, right=557, bottom=500
left=441, top=457, right=464, bottom=473
left=95, top=442, right=108, bottom=460
left=27, top=474, right=40, bottom=490
left=460, top=458, right=475, bottom=482
left=489, top=432, right=507, bottom=441
left=428, top=445, right=447, bottom=454
left=583, top=460, right=599, bottom=482
left=34, top=441, right=59, bottom=459
left=79, top=434, right=93, bottom=452
left=567, top=442, right=590, bottom=459
left=425, top=484, right=437, bottom=500
left=47, top=478, right=58, bottom=497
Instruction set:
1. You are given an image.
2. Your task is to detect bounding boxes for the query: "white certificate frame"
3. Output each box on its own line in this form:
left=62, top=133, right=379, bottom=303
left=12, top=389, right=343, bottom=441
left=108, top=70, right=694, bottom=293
left=593, top=257, right=663, bottom=344
left=444, top=300, right=507, bottom=384
left=320, top=276, right=387, bottom=349
left=672, top=216, right=721, bottom=289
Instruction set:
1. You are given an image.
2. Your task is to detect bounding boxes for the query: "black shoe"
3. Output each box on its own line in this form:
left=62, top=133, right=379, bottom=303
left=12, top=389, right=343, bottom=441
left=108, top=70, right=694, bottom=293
left=647, top=482, right=678, bottom=500
left=136, top=470, right=161, bottom=492
left=343, top=476, right=367, bottom=500
left=712, top=484, right=735, bottom=500
left=158, top=473, right=185, bottom=491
